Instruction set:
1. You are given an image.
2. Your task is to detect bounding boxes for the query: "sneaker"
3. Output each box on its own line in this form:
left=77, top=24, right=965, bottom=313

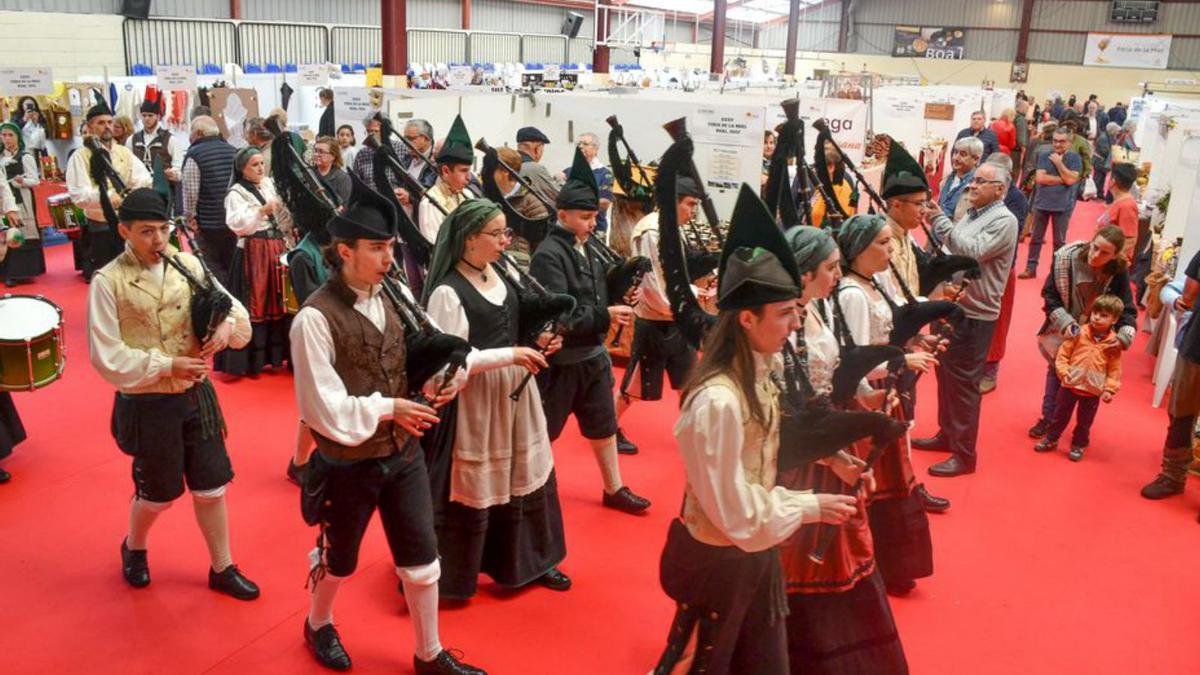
left=615, top=428, right=638, bottom=455
left=1141, top=475, right=1186, bottom=500
left=1028, top=419, right=1050, bottom=438
left=979, top=376, right=997, bottom=394
left=1068, top=446, right=1085, bottom=462
left=1033, top=438, right=1057, bottom=453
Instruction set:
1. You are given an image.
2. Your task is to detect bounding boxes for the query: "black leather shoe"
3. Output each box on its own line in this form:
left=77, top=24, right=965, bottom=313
left=0, top=467, right=10, bottom=483
left=209, top=564, right=260, bottom=600
left=616, top=428, right=638, bottom=455
left=911, top=435, right=949, bottom=452
left=414, top=648, right=486, bottom=675
left=1141, top=475, right=1185, bottom=500
left=915, top=484, right=950, bottom=513
left=1028, top=419, right=1050, bottom=438
left=287, top=459, right=306, bottom=486
left=1033, top=438, right=1057, bottom=453
left=602, top=486, right=651, bottom=514
left=305, top=620, right=352, bottom=671
left=886, top=578, right=916, bottom=597
left=1068, top=446, right=1085, bottom=462
left=538, top=567, right=572, bottom=592
left=928, top=456, right=975, bottom=478
left=121, top=538, right=150, bottom=588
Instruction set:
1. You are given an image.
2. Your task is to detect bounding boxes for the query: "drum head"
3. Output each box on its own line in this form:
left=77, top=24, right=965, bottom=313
left=47, top=194, right=72, bottom=206
left=0, top=295, right=62, bottom=341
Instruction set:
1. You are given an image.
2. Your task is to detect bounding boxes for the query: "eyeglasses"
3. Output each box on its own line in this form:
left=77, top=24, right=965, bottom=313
left=481, top=228, right=513, bottom=239
left=969, top=177, right=1004, bottom=185
left=313, top=148, right=334, bottom=156
left=404, top=135, right=423, bottom=142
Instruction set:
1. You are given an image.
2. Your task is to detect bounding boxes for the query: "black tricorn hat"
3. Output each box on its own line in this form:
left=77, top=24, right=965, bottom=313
left=327, top=173, right=399, bottom=240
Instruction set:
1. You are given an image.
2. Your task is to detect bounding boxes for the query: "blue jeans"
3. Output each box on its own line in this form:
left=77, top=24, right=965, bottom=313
left=1026, top=209, right=1071, bottom=273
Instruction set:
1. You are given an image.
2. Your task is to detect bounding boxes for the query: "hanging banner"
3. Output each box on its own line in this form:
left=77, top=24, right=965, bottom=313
left=766, top=98, right=869, bottom=165
left=692, top=106, right=764, bottom=148
left=893, top=26, right=966, bottom=60
left=1083, top=33, right=1172, bottom=69
left=155, top=65, right=197, bottom=91
left=0, top=67, right=53, bottom=95
left=297, top=63, right=328, bottom=87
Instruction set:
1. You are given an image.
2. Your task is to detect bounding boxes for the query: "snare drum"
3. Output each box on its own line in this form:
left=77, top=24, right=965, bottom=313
left=280, top=251, right=299, bottom=314
left=47, top=194, right=81, bottom=233
left=0, top=294, right=66, bottom=391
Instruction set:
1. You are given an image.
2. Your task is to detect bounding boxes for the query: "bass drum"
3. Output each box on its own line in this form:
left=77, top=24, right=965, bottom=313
left=0, top=294, right=66, bottom=391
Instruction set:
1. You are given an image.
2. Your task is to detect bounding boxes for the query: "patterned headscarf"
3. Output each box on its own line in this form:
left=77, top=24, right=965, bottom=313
left=784, top=225, right=837, bottom=276
left=836, top=214, right=887, bottom=265
left=421, top=199, right=504, bottom=303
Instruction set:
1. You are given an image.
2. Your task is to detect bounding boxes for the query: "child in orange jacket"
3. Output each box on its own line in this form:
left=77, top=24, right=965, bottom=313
left=1035, top=294, right=1125, bottom=461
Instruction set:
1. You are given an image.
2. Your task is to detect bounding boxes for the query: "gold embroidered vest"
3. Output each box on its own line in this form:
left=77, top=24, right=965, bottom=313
left=78, top=144, right=137, bottom=222
left=95, top=245, right=204, bottom=394
left=681, top=368, right=781, bottom=547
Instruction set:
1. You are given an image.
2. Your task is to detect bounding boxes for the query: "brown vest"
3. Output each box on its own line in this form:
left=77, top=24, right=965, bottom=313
left=306, top=277, right=411, bottom=461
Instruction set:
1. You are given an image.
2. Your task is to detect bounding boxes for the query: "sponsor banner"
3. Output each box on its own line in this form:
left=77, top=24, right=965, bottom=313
left=1084, top=32, right=1171, bottom=69
left=893, top=26, right=966, bottom=60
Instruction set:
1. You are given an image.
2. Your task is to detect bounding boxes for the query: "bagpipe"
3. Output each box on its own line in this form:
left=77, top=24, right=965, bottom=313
left=763, top=98, right=814, bottom=229
left=662, top=117, right=725, bottom=248
left=362, top=118, right=436, bottom=266
left=476, top=137, right=552, bottom=250
left=83, top=135, right=132, bottom=229
left=606, top=114, right=654, bottom=210
left=379, top=262, right=470, bottom=405
left=265, top=117, right=340, bottom=239
left=167, top=218, right=234, bottom=344
left=496, top=251, right=575, bottom=401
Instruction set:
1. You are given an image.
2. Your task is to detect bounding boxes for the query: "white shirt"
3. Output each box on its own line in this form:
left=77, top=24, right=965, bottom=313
left=21, top=121, right=45, bottom=151
left=290, top=280, right=469, bottom=447
left=65, top=142, right=153, bottom=222
left=675, top=354, right=820, bottom=552
left=87, top=249, right=251, bottom=391
left=224, top=178, right=289, bottom=238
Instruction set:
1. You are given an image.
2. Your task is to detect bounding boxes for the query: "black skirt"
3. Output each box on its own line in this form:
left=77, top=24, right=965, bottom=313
left=213, top=247, right=289, bottom=376
left=436, top=470, right=567, bottom=600
left=786, top=570, right=908, bottom=675
left=0, top=237, right=45, bottom=281
left=868, top=491, right=933, bottom=585
left=0, top=391, right=27, bottom=461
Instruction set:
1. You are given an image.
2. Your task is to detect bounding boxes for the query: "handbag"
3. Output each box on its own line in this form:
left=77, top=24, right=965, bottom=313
left=300, top=454, right=331, bottom=526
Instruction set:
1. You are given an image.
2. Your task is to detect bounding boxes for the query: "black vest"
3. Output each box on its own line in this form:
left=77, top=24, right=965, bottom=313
left=130, top=127, right=173, bottom=169
left=183, top=136, right=237, bottom=230
left=439, top=270, right=519, bottom=350
left=3, top=151, right=27, bottom=206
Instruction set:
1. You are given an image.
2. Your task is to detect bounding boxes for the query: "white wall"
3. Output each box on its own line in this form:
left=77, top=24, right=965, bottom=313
left=0, top=10, right=124, bottom=81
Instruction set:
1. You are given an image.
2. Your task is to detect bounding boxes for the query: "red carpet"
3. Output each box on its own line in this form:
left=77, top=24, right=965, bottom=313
left=2, top=202, right=1196, bottom=674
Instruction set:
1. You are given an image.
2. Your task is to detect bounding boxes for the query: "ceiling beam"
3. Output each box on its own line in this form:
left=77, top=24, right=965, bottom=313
left=1015, top=0, right=1036, bottom=63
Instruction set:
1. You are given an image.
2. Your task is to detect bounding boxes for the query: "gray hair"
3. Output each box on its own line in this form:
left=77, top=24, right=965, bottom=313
left=1122, top=119, right=1137, bottom=131
left=1106, top=122, right=1121, bottom=135
left=578, top=132, right=599, bottom=146
left=190, top=115, right=220, bottom=138
left=405, top=118, right=433, bottom=141
left=954, top=136, right=984, bottom=160
left=985, top=152, right=1013, bottom=172
left=980, top=163, right=1011, bottom=190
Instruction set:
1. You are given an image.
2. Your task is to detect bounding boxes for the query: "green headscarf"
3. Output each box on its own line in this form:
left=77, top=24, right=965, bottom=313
left=421, top=199, right=504, bottom=304
left=836, top=214, right=887, bottom=266
left=0, top=122, right=25, bottom=155
left=784, top=225, right=836, bottom=276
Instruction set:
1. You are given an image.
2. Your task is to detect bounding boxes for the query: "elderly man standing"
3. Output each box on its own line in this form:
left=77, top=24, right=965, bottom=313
left=181, top=116, right=238, bottom=284
left=913, top=163, right=1018, bottom=477
left=1019, top=127, right=1081, bottom=279
left=562, top=133, right=613, bottom=234
left=65, top=94, right=152, bottom=279
left=955, top=111, right=1000, bottom=160
left=938, top=137, right=982, bottom=220
left=517, top=126, right=562, bottom=206
left=400, top=118, right=439, bottom=190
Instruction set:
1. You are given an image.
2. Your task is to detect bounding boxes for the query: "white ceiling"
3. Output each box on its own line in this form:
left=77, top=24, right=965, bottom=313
left=623, top=0, right=824, bottom=24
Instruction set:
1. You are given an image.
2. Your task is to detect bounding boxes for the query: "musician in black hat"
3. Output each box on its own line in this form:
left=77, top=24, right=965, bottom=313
left=289, top=178, right=483, bottom=675
left=87, top=187, right=259, bottom=600
left=516, top=126, right=561, bottom=206
left=66, top=92, right=152, bottom=279
left=529, top=148, right=650, bottom=515
left=128, top=88, right=183, bottom=206
left=653, top=185, right=856, bottom=675
left=613, top=174, right=706, bottom=455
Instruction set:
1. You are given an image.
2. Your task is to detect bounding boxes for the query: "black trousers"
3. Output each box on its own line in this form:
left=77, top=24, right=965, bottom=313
left=194, top=227, right=239, bottom=287
left=83, top=219, right=124, bottom=279
left=1045, top=388, right=1101, bottom=447
left=934, top=317, right=996, bottom=465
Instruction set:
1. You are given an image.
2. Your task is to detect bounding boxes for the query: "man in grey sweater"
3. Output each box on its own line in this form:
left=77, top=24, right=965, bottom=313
left=913, top=162, right=1019, bottom=477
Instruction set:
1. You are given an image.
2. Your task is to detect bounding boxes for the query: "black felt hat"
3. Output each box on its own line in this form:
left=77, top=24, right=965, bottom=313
left=139, top=86, right=163, bottom=115
left=555, top=146, right=599, bottom=211
left=716, top=184, right=801, bottom=310
left=516, top=126, right=550, bottom=144
left=327, top=173, right=399, bottom=240
left=86, top=90, right=112, bottom=121
left=118, top=187, right=170, bottom=222
left=881, top=140, right=929, bottom=200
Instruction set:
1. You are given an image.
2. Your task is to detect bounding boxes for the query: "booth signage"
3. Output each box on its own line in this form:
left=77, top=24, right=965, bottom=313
left=692, top=107, right=763, bottom=148
left=1083, top=32, right=1172, bottom=69
left=893, top=26, right=966, bottom=60
left=155, top=65, right=197, bottom=91
left=298, top=64, right=328, bottom=87
left=0, top=67, right=53, bottom=95
left=924, top=102, right=956, bottom=121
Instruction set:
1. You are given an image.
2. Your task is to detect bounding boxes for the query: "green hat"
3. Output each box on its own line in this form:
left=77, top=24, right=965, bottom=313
left=880, top=140, right=928, bottom=200
left=436, top=114, right=474, bottom=166
left=421, top=199, right=504, bottom=303
left=716, top=184, right=801, bottom=310
left=328, top=173, right=400, bottom=241
left=555, top=146, right=599, bottom=211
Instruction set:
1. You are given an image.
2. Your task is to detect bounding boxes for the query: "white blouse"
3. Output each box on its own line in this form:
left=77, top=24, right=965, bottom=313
left=425, top=270, right=518, bottom=375
left=224, top=178, right=291, bottom=238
